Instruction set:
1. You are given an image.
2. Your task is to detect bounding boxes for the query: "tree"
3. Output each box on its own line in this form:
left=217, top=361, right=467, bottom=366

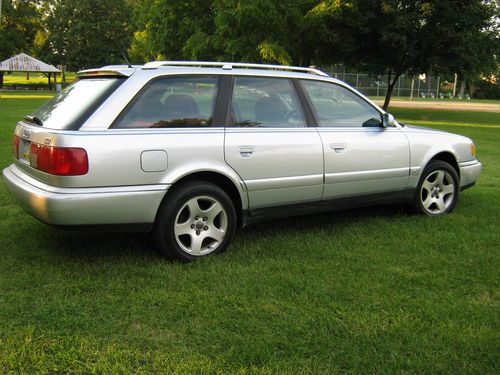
left=41, top=0, right=133, bottom=71
left=213, top=0, right=317, bottom=65
left=135, top=0, right=216, bottom=62
left=425, top=0, right=499, bottom=97
left=307, top=0, right=499, bottom=109
left=0, top=0, right=40, bottom=86
left=134, top=0, right=317, bottom=65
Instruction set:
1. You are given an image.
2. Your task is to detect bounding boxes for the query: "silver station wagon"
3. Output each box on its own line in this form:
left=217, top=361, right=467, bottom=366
left=2, top=62, right=482, bottom=261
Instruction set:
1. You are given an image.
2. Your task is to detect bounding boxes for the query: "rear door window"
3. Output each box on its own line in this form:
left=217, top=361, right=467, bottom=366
left=113, top=76, right=219, bottom=128
left=31, top=77, right=125, bottom=130
left=230, top=76, right=306, bottom=128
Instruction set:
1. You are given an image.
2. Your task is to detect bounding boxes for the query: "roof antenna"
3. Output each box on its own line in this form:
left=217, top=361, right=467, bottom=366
left=121, top=49, right=132, bottom=68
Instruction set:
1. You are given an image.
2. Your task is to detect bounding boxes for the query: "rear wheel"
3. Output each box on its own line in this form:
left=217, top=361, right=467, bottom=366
left=153, top=181, right=237, bottom=261
left=411, top=160, right=459, bottom=216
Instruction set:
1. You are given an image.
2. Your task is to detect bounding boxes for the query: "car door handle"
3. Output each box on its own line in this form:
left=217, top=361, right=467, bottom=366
left=330, top=143, right=346, bottom=153
left=238, top=146, right=255, bottom=157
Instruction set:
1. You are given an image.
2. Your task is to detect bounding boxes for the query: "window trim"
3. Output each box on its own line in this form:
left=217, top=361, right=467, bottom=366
left=216, top=75, right=234, bottom=127
left=110, top=74, right=222, bottom=129
left=292, top=79, right=319, bottom=128
left=298, top=79, right=385, bottom=129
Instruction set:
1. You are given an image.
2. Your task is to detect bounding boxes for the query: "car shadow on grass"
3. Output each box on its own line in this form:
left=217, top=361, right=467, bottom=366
left=240, top=203, right=408, bottom=236
left=41, top=229, right=161, bottom=262
left=35, top=204, right=407, bottom=262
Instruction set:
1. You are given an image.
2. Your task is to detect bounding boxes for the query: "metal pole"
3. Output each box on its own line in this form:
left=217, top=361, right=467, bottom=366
left=417, top=79, right=421, bottom=98
left=453, top=73, right=458, bottom=97
left=355, top=74, right=359, bottom=89
left=397, top=75, right=401, bottom=97
left=436, top=76, right=440, bottom=98
left=410, top=79, right=415, bottom=100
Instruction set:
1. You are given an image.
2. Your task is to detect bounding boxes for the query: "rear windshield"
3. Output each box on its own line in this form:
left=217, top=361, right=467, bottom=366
left=30, top=77, right=125, bottom=130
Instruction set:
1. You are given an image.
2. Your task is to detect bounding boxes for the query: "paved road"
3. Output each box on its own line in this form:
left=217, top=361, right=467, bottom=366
left=373, top=100, right=500, bottom=113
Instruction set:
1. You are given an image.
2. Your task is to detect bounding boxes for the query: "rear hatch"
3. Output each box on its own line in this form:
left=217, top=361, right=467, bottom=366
left=11, top=70, right=129, bottom=185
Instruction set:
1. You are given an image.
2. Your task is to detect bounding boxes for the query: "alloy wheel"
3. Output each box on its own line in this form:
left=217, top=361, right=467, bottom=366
left=419, top=169, right=455, bottom=214
left=173, top=195, right=228, bottom=256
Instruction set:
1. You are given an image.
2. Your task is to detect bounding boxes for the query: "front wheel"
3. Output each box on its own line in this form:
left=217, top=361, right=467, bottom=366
left=411, top=160, right=459, bottom=216
left=153, top=181, right=237, bottom=261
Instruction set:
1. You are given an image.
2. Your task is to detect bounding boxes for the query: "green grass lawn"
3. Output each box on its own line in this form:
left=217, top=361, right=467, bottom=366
left=0, top=97, right=498, bottom=373
left=0, top=90, right=56, bottom=98
left=371, top=96, right=500, bottom=104
left=2, top=71, right=76, bottom=88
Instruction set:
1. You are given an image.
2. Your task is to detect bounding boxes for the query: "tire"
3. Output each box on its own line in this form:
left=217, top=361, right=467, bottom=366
left=153, top=181, right=237, bottom=261
left=411, top=160, right=460, bottom=216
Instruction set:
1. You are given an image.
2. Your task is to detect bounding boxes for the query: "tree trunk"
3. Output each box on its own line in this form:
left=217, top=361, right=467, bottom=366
left=382, top=71, right=402, bottom=111
left=459, top=80, right=466, bottom=97
left=0, top=72, right=4, bottom=88
left=469, top=83, right=476, bottom=98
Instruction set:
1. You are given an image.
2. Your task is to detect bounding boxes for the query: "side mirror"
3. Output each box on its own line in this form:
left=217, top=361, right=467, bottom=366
left=382, top=113, right=395, bottom=128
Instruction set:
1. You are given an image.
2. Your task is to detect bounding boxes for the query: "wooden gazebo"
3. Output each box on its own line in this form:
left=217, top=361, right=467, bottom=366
left=0, top=53, right=61, bottom=90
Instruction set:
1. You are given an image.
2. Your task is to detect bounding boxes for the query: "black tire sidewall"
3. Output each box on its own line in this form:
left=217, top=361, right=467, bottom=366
left=153, top=182, right=237, bottom=261
left=412, top=160, right=460, bottom=216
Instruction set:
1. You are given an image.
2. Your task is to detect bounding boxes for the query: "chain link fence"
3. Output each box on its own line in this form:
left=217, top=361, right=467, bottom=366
left=321, top=66, right=460, bottom=99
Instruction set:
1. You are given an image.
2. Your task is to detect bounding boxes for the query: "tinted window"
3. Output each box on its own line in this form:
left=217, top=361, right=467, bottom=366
left=301, top=80, right=382, bottom=128
left=114, top=76, right=219, bottom=128
left=231, top=77, right=305, bottom=128
left=32, top=77, right=124, bottom=130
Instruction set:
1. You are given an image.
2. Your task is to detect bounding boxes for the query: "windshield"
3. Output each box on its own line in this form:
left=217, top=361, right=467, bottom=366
left=31, top=77, right=125, bottom=130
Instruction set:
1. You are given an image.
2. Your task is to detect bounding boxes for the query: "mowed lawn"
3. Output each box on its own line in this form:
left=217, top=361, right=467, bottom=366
left=0, top=97, right=498, bottom=373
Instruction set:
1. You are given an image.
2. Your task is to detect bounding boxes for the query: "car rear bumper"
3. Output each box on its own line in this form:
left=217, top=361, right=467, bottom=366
left=459, top=160, right=482, bottom=190
left=2, top=164, right=168, bottom=229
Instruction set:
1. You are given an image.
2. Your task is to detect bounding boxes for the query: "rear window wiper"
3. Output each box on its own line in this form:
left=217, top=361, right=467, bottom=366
left=24, top=115, right=44, bottom=126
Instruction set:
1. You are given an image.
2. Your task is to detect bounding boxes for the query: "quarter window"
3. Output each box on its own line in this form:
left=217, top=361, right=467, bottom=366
left=230, top=77, right=306, bottom=128
left=301, top=80, right=382, bottom=128
left=114, top=76, right=219, bottom=128
left=32, top=77, right=124, bottom=130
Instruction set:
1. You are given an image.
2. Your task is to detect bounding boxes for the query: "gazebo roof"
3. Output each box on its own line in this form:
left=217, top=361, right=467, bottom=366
left=0, top=53, right=61, bottom=73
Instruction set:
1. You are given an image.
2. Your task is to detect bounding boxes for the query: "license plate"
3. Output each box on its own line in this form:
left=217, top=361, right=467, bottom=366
left=19, top=139, right=31, bottom=164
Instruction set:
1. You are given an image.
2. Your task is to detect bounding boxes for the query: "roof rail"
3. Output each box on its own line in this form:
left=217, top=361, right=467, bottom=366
left=142, top=61, right=329, bottom=77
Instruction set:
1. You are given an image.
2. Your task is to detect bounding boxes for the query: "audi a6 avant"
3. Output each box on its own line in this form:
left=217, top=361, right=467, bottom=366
left=2, top=62, right=482, bottom=261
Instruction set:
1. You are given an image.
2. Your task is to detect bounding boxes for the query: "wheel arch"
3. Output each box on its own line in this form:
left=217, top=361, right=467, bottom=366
left=159, top=171, right=245, bottom=228
left=411, top=153, right=461, bottom=215
left=428, top=151, right=460, bottom=178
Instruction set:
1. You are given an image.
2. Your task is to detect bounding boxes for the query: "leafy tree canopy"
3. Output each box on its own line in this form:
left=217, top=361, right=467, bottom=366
left=0, top=0, right=40, bottom=61
left=1, top=0, right=498, bottom=103
left=131, top=0, right=317, bottom=65
left=41, top=0, right=133, bottom=71
left=307, top=0, right=499, bottom=108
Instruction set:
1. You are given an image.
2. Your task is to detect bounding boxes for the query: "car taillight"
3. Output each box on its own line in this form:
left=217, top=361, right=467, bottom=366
left=30, top=143, right=88, bottom=176
left=12, top=135, right=20, bottom=158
